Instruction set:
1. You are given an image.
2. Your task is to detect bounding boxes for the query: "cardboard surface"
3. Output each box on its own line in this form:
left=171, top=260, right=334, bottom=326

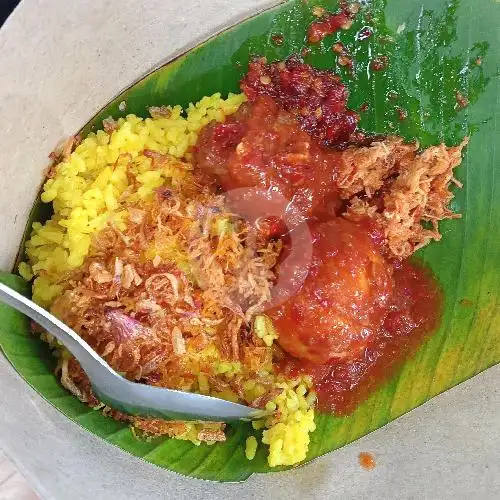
left=0, top=0, right=498, bottom=498
left=1, top=357, right=499, bottom=499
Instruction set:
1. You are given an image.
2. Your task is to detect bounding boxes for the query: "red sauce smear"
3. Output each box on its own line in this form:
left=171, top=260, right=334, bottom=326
left=455, top=90, right=469, bottom=109
left=241, top=56, right=360, bottom=147
left=308, top=10, right=354, bottom=44
left=359, top=452, right=376, bottom=470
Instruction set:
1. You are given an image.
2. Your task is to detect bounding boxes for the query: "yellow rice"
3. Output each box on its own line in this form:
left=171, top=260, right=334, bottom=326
left=20, top=91, right=316, bottom=468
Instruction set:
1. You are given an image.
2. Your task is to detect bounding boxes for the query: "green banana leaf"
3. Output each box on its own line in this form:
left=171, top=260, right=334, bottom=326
left=0, top=0, right=498, bottom=482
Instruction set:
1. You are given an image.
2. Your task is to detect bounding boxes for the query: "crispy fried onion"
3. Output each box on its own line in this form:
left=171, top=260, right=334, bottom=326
left=145, top=272, right=180, bottom=303
left=133, top=418, right=226, bottom=442
left=60, top=357, right=86, bottom=401
left=47, top=175, right=283, bottom=446
left=60, top=357, right=99, bottom=407
left=51, top=182, right=280, bottom=392
left=48, top=135, right=80, bottom=166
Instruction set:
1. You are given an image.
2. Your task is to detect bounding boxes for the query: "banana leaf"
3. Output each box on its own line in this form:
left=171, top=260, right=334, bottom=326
left=0, top=0, right=498, bottom=482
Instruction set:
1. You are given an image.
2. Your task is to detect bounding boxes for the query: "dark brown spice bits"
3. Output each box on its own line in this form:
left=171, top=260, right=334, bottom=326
left=370, top=56, right=389, bottom=71
left=271, top=33, right=285, bottom=46
left=455, top=90, right=468, bottom=109
left=396, top=107, right=408, bottom=121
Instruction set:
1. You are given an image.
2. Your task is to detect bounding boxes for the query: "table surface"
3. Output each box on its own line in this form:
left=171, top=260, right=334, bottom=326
left=0, top=0, right=20, bottom=26
left=0, top=452, right=38, bottom=500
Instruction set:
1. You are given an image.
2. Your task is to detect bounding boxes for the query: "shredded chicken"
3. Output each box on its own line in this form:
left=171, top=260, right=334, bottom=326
left=345, top=137, right=468, bottom=258
left=337, top=136, right=418, bottom=198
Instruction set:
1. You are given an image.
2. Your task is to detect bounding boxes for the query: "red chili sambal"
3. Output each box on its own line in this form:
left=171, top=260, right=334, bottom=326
left=193, top=56, right=452, bottom=418
left=307, top=9, right=355, bottom=44
left=241, top=57, right=359, bottom=147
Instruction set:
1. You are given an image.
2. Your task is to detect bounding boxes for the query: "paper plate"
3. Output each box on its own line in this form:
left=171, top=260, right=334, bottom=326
left=0, top=0, right=498, bottom=497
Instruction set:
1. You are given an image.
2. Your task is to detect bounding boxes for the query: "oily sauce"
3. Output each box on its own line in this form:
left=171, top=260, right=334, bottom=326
left=358, top=452, right=376, bottom=471
left=307, top=8, right=356, bottom=44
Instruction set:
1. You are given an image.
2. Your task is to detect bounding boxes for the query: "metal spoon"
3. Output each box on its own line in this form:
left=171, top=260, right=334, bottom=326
left=0, top=282, right=261, bottom=422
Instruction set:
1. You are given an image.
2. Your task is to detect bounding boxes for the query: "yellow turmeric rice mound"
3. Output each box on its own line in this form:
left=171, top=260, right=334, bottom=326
left=20, top=92, right=316, bottom=468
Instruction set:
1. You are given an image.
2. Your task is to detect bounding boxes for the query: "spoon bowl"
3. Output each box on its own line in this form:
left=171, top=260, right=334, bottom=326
left=0, top=282, right=262, bottom=422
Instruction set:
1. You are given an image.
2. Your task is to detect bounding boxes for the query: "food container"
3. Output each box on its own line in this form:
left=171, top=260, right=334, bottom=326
left=0, top=1, right=498, bottom=498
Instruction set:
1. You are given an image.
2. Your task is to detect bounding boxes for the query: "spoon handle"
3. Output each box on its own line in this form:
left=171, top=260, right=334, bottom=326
left=0, top=282, right=114, bottom=380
